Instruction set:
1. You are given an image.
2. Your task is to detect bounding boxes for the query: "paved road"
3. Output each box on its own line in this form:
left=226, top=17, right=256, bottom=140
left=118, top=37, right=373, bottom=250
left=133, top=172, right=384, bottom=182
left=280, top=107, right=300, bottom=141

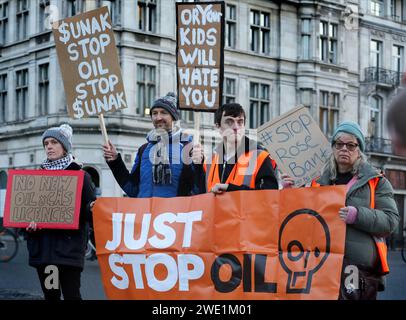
left=0, top=239, right=405, bottom=300
left=0, top=238, right=105, bottom=300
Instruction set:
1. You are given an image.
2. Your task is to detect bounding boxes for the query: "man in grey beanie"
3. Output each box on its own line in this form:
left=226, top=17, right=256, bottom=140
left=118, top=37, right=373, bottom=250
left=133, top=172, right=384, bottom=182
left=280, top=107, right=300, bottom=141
left=102, top=92, right=201, bottom=198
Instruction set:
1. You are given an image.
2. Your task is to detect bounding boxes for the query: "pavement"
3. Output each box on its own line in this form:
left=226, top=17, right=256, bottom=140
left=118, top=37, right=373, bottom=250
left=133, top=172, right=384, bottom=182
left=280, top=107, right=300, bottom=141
left=0, top=238, right=405, bottom=300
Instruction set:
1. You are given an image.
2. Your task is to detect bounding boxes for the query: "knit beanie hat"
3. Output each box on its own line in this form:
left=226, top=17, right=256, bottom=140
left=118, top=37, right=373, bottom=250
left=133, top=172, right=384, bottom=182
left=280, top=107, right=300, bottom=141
left=42, top=124, right=73, bottom=153
left=150, top=92, right=180, bottom=120
left=332, top=121, right=365, bottom=152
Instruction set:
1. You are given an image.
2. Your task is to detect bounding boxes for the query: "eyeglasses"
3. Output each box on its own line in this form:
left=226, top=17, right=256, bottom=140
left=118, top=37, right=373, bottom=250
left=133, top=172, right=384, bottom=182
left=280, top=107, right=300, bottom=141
left=333, top=141, right=359, bottom=151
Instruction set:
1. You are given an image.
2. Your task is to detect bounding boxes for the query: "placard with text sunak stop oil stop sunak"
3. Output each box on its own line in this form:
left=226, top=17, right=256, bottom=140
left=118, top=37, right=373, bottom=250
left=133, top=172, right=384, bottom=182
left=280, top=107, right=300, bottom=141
left=52, top=6, right=127, bottom=119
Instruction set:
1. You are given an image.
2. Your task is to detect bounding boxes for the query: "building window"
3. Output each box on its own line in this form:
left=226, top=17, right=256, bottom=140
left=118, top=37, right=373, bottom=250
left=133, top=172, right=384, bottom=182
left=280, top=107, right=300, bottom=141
left=249, top=82, right=270, bottom=129
left=0, top=2, right=8, bottom=44
left=226, top=4, right=236, bottom=48
left=301, top=19, right=311, bottom=59
left=392, top=45, right=403, bottom=72
left=39, top=0, right=49, bottom=32
left=138, top=0, right=156, bottom=33
left=136, top=64, right=156, bottom=116
left=319, top=21, right=337, bottom=64
left=66, top=0, right=83, bottom=17
left=250, top=10, right=270, bottom=54
left=370, top=40, right=383, bottom=68
left=99, top=0, right=121, bottom=25
left=180, top=110, right=194, bottom=123
left=38, top=64, right=49, bottom=116
left=224, top=78, right=236, bottom=103
left=369, top=95, right=382, bottom=138
left=0, top=74, right=7, bottom=123
left=319, top=91, right=339, bottom=137
left=16, top=0, right=29, bottom=41
left=16, top=69, right=28, bottom=121
left=370, top=0, right=384, bottom=16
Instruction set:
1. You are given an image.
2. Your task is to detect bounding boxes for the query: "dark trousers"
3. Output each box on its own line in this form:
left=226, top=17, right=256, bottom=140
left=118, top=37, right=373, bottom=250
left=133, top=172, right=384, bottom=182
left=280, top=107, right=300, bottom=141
left=36, top=265, right=82, bottom=300
left=338, top=260, right=380, bottom=300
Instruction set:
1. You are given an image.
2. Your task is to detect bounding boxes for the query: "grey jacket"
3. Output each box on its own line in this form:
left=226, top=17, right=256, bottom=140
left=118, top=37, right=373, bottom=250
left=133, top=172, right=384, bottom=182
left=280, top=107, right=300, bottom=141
left=315, top=161, right=399, bottom=269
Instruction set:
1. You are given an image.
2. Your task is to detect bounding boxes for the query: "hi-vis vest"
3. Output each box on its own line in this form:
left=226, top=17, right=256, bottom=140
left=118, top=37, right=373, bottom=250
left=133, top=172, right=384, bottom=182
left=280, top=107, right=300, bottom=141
left=203, top=150, right=276, bottom=192
left=311, top=176, right=390, bottom=275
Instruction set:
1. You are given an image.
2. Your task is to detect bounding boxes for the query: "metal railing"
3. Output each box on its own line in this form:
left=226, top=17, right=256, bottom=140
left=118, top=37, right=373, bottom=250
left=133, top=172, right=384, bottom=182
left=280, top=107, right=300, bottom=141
left=364, top=67, right=405, bottom=87
left=365, top=137, right=394, bottom=155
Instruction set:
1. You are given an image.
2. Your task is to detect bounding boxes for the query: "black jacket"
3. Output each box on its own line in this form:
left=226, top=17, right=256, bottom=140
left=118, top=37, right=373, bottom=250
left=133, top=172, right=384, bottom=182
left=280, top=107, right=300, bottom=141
left=26, top=162, right=96, bottom=269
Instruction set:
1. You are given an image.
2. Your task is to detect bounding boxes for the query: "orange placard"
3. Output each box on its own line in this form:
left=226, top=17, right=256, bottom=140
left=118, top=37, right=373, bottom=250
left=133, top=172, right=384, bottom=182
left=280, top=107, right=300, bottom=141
left=93, top=186, right=346, bottom=300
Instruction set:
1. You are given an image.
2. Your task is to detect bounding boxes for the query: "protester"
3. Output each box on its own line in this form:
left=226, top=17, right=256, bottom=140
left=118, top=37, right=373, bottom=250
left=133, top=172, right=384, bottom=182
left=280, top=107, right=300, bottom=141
left=103, top=92, right=197, bottom=197
left=26, top=124, right=96, bottom=300
left=282, top=121, right=399, bottom=300
left=192, top=102, right=278, bottom=194
left=386, top=89, right=406, bottom=156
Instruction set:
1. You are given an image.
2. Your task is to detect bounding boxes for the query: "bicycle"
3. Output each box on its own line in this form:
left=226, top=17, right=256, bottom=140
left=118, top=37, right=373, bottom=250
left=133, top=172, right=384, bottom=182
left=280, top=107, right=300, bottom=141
left=0, top=224, right=19, bottom=263
left=85, top=227, right=97, bottom=261
left=402, top=227, right=406, bottom=264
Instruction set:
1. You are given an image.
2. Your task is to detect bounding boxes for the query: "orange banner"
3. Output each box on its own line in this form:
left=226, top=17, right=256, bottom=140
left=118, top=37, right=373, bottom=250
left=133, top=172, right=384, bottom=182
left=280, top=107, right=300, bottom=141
left=93, top=186, right=346, bottom=300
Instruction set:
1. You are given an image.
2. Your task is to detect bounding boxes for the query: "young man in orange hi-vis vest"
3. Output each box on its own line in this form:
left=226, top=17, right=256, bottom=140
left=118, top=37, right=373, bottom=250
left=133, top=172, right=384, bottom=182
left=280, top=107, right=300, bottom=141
left=192, top=103, right=278, bottom=194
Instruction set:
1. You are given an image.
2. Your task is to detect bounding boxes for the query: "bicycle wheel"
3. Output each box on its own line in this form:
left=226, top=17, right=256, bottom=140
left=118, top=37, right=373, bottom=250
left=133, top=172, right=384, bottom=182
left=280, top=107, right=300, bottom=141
left=0, top=229, right=19, bottom=262
left=402, top=244, right=406, bottom=264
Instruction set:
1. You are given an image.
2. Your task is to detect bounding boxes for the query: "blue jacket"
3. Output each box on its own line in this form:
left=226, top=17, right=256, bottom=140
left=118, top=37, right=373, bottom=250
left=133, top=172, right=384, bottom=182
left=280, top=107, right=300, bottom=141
left=107, top=130, right=195, bottom=198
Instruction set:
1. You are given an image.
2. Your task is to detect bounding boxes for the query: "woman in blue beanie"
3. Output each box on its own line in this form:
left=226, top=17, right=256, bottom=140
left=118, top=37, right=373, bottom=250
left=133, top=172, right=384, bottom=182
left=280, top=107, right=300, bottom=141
left=282, top=121, right=399, bottom=300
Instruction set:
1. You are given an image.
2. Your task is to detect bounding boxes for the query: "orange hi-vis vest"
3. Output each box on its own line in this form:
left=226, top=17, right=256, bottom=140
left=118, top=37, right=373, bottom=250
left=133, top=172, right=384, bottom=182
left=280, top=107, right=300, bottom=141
left=311, top=176, right=390, bottom=275
left=203, top=150, right=276, bottom=192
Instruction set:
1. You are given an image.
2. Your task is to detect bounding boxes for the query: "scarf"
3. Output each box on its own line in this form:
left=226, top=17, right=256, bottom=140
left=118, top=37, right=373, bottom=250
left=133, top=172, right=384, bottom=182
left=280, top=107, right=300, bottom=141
left=147, top=125, right=187, bottom=185
left=41, top=154, right=73, bottom=170
left=148, top=128, right=172, bottom=185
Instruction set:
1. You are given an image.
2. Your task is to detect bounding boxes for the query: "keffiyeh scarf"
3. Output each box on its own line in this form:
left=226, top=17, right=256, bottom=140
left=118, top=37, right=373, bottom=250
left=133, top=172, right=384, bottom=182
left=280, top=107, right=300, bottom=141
left=41, top=154, right=73, bottom=170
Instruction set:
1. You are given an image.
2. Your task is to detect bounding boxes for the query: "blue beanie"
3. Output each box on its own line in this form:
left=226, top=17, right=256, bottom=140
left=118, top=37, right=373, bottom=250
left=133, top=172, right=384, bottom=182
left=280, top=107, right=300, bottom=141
left=332, top=121, right=365, bottom=152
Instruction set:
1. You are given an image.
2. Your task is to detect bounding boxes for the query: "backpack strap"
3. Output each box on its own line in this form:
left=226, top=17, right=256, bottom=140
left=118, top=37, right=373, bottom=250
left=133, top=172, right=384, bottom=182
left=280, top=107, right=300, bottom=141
left=132, top=143, right=149, bottom=186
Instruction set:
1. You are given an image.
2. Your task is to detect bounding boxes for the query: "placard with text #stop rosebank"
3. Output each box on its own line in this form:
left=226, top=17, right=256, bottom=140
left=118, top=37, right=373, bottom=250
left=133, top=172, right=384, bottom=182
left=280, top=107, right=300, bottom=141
left=52, top=6, right=127, bottom=119
left=176, top=1, right=225, bottom=111
left=93, top=186, right=346, bottom=300
left=3, top=170, right=84, bottom=229
left=258, top=106, right=332, bottom=187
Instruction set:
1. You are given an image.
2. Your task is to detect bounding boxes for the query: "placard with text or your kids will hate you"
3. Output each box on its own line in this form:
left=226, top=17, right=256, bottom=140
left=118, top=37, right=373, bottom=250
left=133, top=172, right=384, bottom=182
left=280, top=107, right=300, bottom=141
left=258, top=106, right=332, bottom=187
left=176, top=2, right=225, bottom=112
left=3, top=170, right=84, bottom=230
left=53, top=6, right=127, bottom=119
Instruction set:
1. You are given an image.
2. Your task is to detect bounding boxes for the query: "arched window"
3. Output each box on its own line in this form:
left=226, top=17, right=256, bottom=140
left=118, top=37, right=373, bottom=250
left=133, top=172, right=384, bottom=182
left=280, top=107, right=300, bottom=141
left=0, top=171, right=7, bottom=219
left=0, top=171, right=6, bottom=189
left=83, top=167, right=101, bottom=196
left=369, top=95, right=383, bottom=138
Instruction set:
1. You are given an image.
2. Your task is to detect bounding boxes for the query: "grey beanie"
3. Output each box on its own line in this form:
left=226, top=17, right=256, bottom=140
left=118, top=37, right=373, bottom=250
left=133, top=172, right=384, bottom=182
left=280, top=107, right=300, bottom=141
left=150, top=92, right=180, bottom=120
left=42, top=124, right=73, bottom=153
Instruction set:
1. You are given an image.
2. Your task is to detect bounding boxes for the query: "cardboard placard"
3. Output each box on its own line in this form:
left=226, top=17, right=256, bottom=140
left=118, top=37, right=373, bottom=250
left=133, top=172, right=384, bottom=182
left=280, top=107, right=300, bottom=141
left=52, top=6, right=127, bottom=119
left=93, top=186, right=346, bottom=300
left=3, top=170, right=84, bottom=229
left=176, top=1, right=225, bottom=112
left=258, top=106, right=332, bottom=187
